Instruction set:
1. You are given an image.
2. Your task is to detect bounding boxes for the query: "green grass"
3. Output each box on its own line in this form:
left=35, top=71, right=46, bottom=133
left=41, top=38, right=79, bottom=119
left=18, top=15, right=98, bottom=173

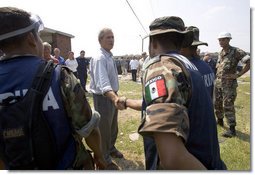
left=217, top=77, right=251, bottom=170
left=86, top=75, right=251, bottom=170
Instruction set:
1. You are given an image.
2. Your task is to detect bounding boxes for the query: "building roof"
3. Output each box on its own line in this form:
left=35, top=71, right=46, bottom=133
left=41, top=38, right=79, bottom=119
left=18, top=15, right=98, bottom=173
left=42, top=27, right=75, bottom=38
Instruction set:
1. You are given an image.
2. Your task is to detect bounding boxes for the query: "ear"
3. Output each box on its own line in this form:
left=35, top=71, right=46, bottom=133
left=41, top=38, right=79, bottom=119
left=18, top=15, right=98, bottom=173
left=26, top=32, right=37, bottom=47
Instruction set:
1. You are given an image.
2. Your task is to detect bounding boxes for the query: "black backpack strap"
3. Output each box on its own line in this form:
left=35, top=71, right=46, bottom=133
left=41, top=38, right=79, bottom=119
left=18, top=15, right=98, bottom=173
left=28, top=60, right=58, bottom=169
left=31, top=60, right=55, bottom=93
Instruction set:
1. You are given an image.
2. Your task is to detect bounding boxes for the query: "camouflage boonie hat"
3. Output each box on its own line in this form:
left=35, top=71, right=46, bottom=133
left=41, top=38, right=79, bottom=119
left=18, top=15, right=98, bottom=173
left=186, top=26, right=208, bottom=46
left=149, top=16, right=193, bottom=47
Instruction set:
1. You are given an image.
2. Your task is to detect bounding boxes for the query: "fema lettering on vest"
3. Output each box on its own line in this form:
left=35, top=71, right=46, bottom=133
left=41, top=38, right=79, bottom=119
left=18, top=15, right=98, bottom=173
left=0, top=87, right=60, bottom=111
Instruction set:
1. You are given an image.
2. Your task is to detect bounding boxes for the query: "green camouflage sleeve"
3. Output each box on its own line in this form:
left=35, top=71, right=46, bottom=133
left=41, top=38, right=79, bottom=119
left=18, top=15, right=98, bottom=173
left=59, top=67, right=102, bottom=168
left=236, top=48, right=250, bottom=64
left=60, top=67, right=92, bottom=130
left=138, top=55, right=190, bottom=142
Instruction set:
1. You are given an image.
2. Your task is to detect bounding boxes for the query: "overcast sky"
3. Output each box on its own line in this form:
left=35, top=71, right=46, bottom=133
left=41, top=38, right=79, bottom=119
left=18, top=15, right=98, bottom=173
left=1, top=0, right=251, bottom=57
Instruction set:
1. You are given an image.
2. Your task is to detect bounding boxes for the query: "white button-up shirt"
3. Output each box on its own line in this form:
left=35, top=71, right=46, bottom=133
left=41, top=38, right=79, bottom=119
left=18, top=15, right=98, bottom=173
left=89, top=48, right=119, bottom=94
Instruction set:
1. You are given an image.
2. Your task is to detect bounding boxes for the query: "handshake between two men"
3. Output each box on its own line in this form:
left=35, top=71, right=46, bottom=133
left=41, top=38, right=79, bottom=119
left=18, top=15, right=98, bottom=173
left=114, top=96, right=142, bottom=111
left=104, top=91, right=142, bottom=111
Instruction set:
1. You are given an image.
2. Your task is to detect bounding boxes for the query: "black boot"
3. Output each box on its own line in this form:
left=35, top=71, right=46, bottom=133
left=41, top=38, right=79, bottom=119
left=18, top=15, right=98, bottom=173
left=217, top=118, right=224, bottom=127
left=222, top=126, right=236, bottom=138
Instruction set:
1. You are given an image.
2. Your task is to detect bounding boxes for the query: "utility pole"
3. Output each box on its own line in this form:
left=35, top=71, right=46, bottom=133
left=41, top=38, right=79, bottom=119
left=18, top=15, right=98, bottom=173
left=139, top=35, right=148, bottom=52
left=139, top=35, right=143, bottom=52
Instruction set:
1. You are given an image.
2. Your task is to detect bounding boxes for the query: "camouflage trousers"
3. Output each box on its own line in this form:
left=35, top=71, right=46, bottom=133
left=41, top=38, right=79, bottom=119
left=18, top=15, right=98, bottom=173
left=214, top=86, right=237, bottom=127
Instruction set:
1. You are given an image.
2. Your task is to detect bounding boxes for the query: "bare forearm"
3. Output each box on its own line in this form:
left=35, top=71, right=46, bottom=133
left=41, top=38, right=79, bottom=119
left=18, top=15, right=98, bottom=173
left=85, top=127, right=103, bottom=157
left=154, top=133, right=206, bottom=170
left=126, top=99, right=142, bottom=111
left=166, top=152, right=206, bottom=170
left=238, top=61, right=250, bottom=77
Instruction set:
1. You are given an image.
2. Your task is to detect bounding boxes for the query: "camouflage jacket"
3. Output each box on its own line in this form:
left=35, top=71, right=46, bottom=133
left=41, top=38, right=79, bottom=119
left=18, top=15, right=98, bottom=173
left=138, top=55, right=190, bottom=142
left=215, top=46, right=249, bottom=87
left=60, top=67, right=99, bottom=169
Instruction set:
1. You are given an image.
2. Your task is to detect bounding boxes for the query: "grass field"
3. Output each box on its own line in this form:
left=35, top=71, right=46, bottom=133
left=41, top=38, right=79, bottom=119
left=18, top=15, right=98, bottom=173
left=87, top=74, right=251, bottom=170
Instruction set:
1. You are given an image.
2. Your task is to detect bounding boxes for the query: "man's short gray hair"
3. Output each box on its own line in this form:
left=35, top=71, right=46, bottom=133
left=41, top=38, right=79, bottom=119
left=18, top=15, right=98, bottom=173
left=98, top=28, right=112, bottom=42
left=43, top=42, right=52, bottom=49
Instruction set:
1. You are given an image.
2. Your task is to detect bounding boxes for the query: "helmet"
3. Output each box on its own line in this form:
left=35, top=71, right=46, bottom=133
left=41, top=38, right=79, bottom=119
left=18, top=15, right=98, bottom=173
left=218, top=32, right=232, bottom=39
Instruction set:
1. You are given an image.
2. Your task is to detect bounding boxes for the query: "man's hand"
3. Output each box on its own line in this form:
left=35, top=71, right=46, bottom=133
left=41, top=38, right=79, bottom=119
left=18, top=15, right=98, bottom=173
left=115, top=96, right=127, bottom=110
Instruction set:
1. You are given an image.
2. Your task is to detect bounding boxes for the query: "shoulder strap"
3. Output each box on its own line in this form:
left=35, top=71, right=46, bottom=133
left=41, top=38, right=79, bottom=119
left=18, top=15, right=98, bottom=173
left=31, top=60, right=55, bottom=93
left=28, top=60, right=57, bottom=169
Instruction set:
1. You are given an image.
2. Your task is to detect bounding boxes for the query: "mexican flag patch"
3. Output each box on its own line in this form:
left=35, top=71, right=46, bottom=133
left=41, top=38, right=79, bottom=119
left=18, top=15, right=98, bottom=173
left=145, top=75, right=167, bottom=103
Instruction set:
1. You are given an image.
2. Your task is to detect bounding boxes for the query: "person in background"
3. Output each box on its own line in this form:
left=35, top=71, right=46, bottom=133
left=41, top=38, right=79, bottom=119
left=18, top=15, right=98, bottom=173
left=0, top=6, right=106, bottom=170
left=180, top=26, right=215, bottom=98
left=118, top=16, right=226, bottom=170
left=53, top=47, right=66, bottom=65
left=76, top=50, right=90, bottom=92
left=203, top=52, right=217, bottom=75
left=65, top=51, right=78, bottom=77
left=43, top=42, right=59, bottom=64
left=138, top=52, right=148, bottom=79
left=129, top=56, right=139, bottom=82
left=89, top=28, right=124, bottom=170
left=215, top=32, right=250, bottom=137
left=120, top=57, right=128, bottom=75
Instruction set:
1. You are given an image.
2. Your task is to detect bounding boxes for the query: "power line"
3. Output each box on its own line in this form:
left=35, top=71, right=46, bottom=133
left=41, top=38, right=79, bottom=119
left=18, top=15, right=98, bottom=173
left=125, top=0, right=148, bottom=35
left=149, top=0, right=156, bottom=19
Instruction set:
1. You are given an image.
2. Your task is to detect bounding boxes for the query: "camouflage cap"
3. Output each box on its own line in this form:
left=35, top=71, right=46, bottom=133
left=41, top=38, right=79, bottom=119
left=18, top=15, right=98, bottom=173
left=186, top=26, right=208, bottom=46
left=149, top=16, right=193, bottom=47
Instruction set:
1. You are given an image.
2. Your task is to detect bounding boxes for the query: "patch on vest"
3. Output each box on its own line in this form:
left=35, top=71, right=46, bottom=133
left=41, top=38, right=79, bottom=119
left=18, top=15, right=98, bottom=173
left=3, top=127, right=25, bottom=139
left=145, top=75, right=167, bottom=104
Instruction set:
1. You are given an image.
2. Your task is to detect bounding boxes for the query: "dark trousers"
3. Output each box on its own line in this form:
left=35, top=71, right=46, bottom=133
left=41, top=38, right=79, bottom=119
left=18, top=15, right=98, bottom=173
left=141, top=101, right=159, bottom=170
left=78, top=72, right=87, bottom=90
left=131, top=69, right=137, bottom=82
left=93, top=94, right=118, bottom=164
left=143, top=136, right=159, bottom=170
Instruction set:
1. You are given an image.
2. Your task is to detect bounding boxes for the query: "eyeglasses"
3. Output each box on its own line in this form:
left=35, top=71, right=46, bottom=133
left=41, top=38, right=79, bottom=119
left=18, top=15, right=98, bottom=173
left=0, top=14, right=44, bottom=41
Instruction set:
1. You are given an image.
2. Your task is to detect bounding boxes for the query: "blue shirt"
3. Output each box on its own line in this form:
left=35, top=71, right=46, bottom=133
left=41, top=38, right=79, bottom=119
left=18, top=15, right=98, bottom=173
left=89, top=48, right=119, bottom=94
left=56, top=56, right=66, bottom=65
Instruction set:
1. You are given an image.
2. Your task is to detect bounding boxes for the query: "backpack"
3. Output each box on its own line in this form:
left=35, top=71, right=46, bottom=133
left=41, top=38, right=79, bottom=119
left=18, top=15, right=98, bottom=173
left=0, top=60, right=58, bottom=170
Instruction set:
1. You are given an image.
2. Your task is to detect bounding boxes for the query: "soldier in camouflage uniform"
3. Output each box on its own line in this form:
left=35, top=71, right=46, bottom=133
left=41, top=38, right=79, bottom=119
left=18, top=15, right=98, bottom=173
left=215, top=32, right=250, bottom=138
left=0, top=7, right=106, bottom=169
left=120, top=16, right=226, bottom=170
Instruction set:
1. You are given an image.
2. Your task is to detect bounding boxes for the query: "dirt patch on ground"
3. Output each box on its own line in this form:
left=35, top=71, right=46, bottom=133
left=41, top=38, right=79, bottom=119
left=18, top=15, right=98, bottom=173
left=118, top=109, right=141, bottom=123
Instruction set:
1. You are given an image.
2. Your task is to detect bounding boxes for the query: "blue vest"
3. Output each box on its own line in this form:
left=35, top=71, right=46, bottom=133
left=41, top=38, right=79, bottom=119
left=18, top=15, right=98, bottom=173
left=190, top=57, right=215, bottom=98
left=168, top=53, right=226, bottom=169
left=0, top=56, right=76, bottom=169
left=76, top=57, right=89, bottom=74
